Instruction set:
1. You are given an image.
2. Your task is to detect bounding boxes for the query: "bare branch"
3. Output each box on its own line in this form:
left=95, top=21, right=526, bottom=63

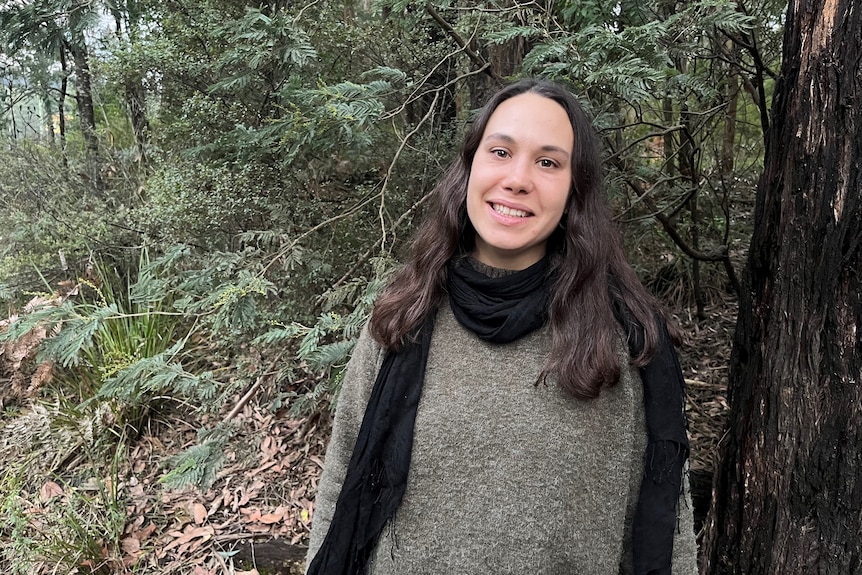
left=424, top=2, right=505, bottom=84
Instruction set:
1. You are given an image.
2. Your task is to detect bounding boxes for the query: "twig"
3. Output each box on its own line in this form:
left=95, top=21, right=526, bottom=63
left=379, top=92, right=440, bottom=252
left=259, top=187, right=382, bottom=277
left=214, top=532, right=272, bottom=544
left=225, top=377, right=263, bottom=421
left=324, top=190, right=435, bottom=300
left=224, top=355, right=286, bottom=421
left=424, top=2, right=505, bottom=83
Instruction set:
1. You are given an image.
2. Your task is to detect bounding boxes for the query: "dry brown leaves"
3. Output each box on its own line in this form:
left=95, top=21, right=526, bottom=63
left=676, top=297, right=738, bottom=473
left=0, top=291, right=71, bottom=402
left=120, top=400, right=330, bottom=573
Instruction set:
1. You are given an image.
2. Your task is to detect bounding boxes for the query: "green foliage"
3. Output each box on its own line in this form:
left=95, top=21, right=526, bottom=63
left=254, top=257, right=394, bottom=414
left=95, top=341, right=218, bottom=405
left=209, top=7, right=318, bottom=92
left=0, top=433, right=128, bottom=574
left=160, top=424, right=235, bottom=491
left=0, top=254, right=191, bottom=433
left=515, top=2, right=755, bottom=101
left=39, top=303, right=122, bottom=368
left=136, top=161, right=274, bottom=248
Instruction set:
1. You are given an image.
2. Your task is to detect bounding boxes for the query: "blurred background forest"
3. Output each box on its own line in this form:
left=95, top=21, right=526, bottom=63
left=0, top=0, right=785, bottom=572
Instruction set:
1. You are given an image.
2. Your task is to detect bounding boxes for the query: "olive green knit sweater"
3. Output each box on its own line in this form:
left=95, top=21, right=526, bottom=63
left=306, top=303, right=698, bottom=574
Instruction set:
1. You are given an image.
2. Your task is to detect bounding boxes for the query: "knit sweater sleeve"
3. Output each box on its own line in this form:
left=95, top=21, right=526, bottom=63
left=671, top=469, right=699, bottom=574
left=305, top=324, right=384, bottom=569
left=619, top=359, right=700, bottom=575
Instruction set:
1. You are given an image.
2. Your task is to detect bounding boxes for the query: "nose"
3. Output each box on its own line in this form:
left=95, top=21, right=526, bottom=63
left=502, top=157, right=533, bottom=194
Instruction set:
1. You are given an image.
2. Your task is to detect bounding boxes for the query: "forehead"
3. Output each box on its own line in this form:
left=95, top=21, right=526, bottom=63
left=482, top=92, right=574, bottom=149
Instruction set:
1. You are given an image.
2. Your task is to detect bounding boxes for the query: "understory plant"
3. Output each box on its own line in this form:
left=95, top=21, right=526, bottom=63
left=0, top=426, right=128, bottom=574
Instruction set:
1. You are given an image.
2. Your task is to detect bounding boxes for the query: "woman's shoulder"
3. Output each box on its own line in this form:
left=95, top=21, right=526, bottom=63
left=352, top=320, right=386, bottom=371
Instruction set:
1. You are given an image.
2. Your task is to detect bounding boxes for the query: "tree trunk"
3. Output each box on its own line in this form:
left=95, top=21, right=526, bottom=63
left=66, top=29, right=102, bottom=189
left=678, top=104, right=706, bottom=320
left=6, top=78, right=18, bottom=141
left=125, top=77, right=149, bottom=164
left=58, top=44, right=69, bottom=169
left=721, top=57, right=739, bottom=178
left=68, top=39, right=98, bottom=156
left=113, top=5, right=150, bottom=165
left=701, top=0, right=862, bottom=573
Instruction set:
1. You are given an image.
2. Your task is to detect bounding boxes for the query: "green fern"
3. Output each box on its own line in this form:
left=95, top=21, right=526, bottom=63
left=37, top=304, right=120, bottom=368
left=96, top=341, right=218, bottom=406
left=160, top=425, right=235, bottom=491
left=361, top=66, right=408, bottom=83
left=485, top=25, right=543, bottom=45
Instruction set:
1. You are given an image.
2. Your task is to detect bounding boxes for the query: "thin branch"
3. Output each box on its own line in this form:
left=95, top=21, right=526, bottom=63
left=382, top=62, right=491, bottom=120
left=379, top=92, right=440, bottom=252
left=618, top=169, right=741, bottom=295
left=604, top=125, right=685, bottom=163
left=424, top=2, right=505, bottom=83
left=621, top=175, right=723, bottom=263
left=325, top=190, right=435, bottom=299
left=258, top=187, right=382, bottom=277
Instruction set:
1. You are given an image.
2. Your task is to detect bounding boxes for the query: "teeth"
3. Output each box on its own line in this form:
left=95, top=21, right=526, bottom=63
left=493, top=204, right=529, bottom=218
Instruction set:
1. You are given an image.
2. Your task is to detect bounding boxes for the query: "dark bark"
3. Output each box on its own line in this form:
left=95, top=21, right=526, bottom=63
left=66, top=28, right=102, bottom=189
left=113, top=5, right=150, bottom=165
left=58, top=45, right=69, bottom=169
left=67, top=38, right=98, bottom=156
left=702, top=0, right=862, bottom=573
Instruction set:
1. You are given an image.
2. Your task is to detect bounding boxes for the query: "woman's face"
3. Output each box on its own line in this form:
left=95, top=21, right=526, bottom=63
left=466, top=92, right=574, bottom=270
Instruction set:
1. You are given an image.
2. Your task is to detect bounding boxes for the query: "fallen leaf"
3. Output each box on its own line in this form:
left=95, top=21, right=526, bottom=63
left=258, top=511, right=284, bottom=524
left=121, top=536, right=141, bottom=555
left=132, top=523, right=157, bottom=542
left=192, top=502, right=208, bottom=525
left=162, top=525, right=214, bottom=552
left=39, top=481, right=63, bottom=502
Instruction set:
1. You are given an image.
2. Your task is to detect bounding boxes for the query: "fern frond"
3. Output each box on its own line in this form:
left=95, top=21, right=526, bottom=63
left=361, top=66, right=407, bottom=83
left=253, top=323, right=306, bottom=345
left=305, top=340, right=355, bottom=372
left=485, top=25, right=542, bottom=45
left=38, top=304, right=120, bottom=368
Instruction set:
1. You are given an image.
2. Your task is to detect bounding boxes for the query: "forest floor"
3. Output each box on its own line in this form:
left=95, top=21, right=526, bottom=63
left=0, top=295, right=736, bottom=575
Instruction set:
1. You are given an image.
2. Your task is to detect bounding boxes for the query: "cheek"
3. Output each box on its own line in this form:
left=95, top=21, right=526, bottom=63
left=465, top=170, right=486, bottom=209
left=547, top=182, right=572, bottom=216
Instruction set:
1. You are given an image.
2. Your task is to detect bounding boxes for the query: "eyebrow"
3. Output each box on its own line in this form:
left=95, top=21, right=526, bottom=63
left=483, top=132, right=571, bottom=159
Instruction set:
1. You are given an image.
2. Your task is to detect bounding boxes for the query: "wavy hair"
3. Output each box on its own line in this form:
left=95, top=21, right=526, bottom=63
left=369, top=79, right=674, bottom=399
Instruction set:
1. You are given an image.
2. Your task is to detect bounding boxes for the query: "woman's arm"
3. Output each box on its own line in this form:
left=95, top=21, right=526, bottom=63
left=671, top=469, right=700, bottom=574
left=305, top=325, right=384, bottom=566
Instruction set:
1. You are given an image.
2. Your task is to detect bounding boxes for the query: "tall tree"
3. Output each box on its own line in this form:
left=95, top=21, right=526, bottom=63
left=702, top=0, right=862, bottom=572
left=0, top=0, right=101, bottom=180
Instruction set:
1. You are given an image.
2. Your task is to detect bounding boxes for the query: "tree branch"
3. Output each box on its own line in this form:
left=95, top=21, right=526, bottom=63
left=424, top=2, right=505, bottom=83
left=620, top=173, right=741, bottom=295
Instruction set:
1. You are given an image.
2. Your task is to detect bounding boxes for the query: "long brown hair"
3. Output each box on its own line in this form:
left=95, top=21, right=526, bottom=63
left=369, top=79, right=674, bottom=399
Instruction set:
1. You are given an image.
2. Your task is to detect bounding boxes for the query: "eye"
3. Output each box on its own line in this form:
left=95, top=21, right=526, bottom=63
left=539, top=158, right=559, bottom=168
left=492, top=148, right=510, bottom=158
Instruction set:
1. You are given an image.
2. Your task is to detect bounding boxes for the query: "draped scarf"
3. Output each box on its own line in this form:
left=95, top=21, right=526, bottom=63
left=307, top=256, right=688, bottom=575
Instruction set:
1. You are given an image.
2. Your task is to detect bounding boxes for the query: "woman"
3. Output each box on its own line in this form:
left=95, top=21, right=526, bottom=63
left=305, top=79, right=698, bottom=575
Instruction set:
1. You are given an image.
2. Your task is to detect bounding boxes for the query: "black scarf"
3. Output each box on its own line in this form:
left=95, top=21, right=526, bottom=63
left=307, top=257, right=687, bottom=575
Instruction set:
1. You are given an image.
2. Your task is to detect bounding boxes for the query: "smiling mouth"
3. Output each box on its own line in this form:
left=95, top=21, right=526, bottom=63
left=491, top=203, right=531, bottom=218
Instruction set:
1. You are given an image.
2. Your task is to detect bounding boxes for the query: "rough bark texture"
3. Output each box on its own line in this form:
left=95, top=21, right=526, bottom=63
left=68, top=39, right=98, bottom=158
left=701, top=0, right=862, bottom=573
